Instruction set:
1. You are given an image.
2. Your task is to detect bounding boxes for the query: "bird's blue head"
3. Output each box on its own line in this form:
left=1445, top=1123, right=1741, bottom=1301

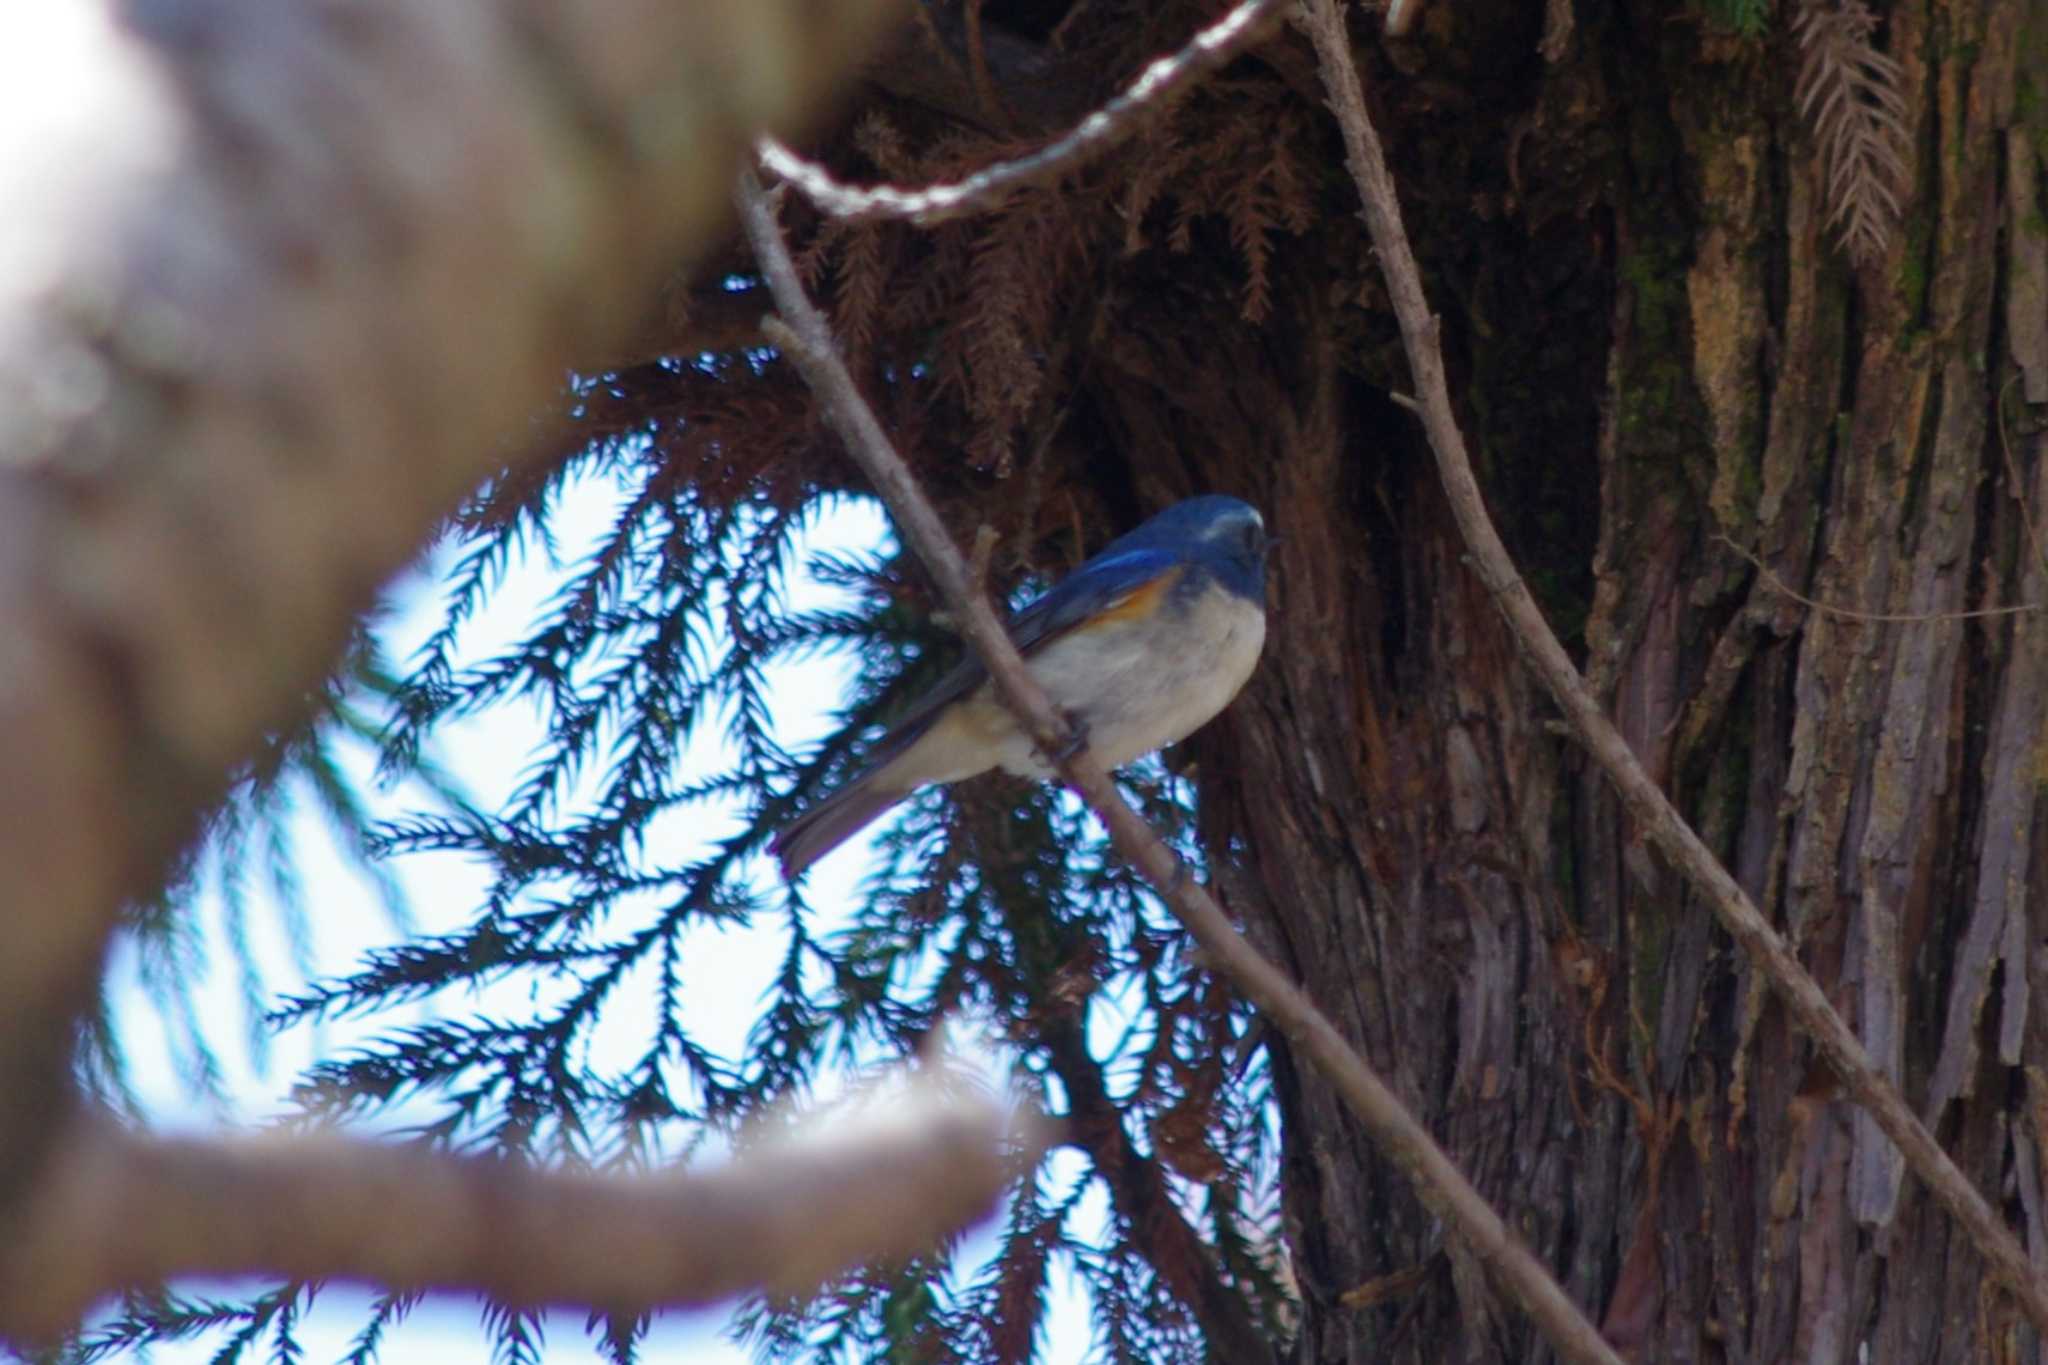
left=1123, top=495, right=1270, bottom=603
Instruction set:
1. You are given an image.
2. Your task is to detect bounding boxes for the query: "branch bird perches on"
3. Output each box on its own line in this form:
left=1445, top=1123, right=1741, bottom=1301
left=736, top=166, right=1627, bottom=1365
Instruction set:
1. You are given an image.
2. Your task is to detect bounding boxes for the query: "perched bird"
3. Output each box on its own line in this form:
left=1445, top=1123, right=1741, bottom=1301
left=773, top=495, right=1271, bottom=879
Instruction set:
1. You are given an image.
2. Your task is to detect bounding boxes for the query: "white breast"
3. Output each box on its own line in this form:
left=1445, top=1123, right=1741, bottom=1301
left=1007, top=580, right=1267, bottom=776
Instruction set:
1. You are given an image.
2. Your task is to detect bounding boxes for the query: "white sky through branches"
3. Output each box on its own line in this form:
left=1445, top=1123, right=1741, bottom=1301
left=99, top=480, right=1100, bottom=1363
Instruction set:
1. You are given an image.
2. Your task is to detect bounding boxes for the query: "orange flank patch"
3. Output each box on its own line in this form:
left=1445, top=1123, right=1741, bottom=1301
left=1074, top=565, right=1181, bottom=630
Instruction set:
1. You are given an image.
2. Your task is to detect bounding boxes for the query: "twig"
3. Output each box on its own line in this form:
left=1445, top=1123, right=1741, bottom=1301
left=967, top=524, right=1001, bottom=596
left=1717, top=533, right=2039, bottom=622
left=0, top=1086, right=1020, bottom=1345
left=759, top=0, right=1288, bottom=226
left=737, top=168, right=1625, bottom=1365
left=1297, top=0, right=2048, bottom=1333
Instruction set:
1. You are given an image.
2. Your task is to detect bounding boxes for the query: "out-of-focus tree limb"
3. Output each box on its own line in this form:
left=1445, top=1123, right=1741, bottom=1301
left=0, top=0, right=905, bottom=1321
left=0, top=1088, right=1020, bottom=1344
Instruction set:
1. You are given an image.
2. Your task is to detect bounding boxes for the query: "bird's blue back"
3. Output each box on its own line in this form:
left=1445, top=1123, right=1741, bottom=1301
left=1020, top=494, right=1265, bottom=634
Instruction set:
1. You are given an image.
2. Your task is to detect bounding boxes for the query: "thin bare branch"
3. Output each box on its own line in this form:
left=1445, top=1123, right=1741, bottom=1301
left=1298, top=0, right=2048, bottom=1333
left=0, top=1087, right=1021, bottom=1344
left=760, top=0, right=1288, bottom=226
left=736, top=167, right=1625, bottom=1365
left=1716, top=534, right=2039, bottom=622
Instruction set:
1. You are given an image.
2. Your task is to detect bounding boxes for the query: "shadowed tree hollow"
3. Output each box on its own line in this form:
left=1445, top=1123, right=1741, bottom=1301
left=28, top=0, right=2048, bottom=1360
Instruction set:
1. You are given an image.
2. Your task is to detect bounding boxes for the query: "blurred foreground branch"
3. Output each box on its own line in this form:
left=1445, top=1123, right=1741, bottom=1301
left=0, top=1085, right=1017, bottom=1344
left=0, top=0, right=908, bottom=1336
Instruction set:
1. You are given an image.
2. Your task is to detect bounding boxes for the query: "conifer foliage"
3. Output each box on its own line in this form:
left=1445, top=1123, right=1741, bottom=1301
left=82, top=423, right=1292, bottom=1361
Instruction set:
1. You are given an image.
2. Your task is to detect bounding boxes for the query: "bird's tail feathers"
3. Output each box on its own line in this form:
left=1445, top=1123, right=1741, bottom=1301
left=772, top=776, right=908, bottom=880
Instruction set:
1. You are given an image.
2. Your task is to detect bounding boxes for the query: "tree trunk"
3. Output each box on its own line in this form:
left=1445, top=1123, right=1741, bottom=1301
left=1061, top=0, right=2048, bottom=1357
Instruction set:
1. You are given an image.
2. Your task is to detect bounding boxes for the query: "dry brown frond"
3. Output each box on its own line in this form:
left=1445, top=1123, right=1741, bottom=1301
left=1167, top=195, right=1200, bottom=254
left=1126, top=98, right=1315, bottom=322
left=959, top=201, right=1052, bottom=466
left=832, top=223, right=889, bottom=363
left=851, top=109, right=915, bottom=180
left=1225, top=168, right=1276, bottom=323
left=1264, top=107, right=1317, bottom=237
left=792, top=217, right=844, bottom=289
left=1794, top=0, right=1912, bottom=265
left=1121, top=118, right=1200, bottom=254
left=1224, top=107, right=1316, bottom=323
left=901, top=228, right=968, bottom=334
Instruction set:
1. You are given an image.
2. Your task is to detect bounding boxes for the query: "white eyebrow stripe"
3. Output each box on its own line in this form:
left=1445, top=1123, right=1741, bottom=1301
left=1201, top=511, right=1259, bottom=539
